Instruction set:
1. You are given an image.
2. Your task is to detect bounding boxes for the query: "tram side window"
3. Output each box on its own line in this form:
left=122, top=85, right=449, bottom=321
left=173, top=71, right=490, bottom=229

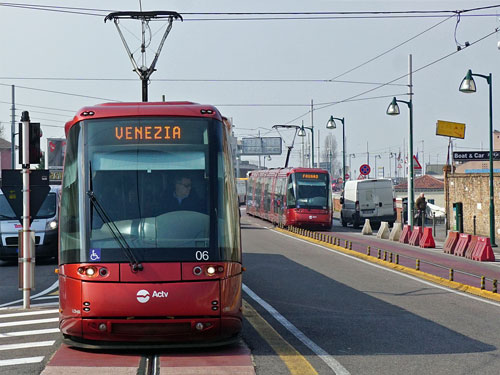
left=274, top=177, right=283, bottom=211
left=60, top=123, right=81, bottom=258
left=287, top=176, right=296, bottom=208
left=264, top=177, right=271, bottom=212
left=217, top=127, right=241, bottom=262
left=255, top=180, right=261, bottom=209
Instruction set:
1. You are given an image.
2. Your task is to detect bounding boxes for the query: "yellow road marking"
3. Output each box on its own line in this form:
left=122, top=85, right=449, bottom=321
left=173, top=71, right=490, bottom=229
left=243, top=299, right=318, bottom=375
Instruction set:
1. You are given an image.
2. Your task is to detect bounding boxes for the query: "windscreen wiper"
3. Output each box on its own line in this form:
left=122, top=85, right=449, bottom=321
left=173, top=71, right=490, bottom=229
left=87, top=190, right=144, bottom=272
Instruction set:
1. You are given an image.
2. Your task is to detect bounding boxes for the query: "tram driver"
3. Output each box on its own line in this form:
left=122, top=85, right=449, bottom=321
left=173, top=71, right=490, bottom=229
left=164, top=175, right=204, bottom=213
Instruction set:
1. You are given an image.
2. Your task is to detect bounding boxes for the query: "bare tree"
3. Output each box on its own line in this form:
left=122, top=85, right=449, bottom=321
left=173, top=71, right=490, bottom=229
left=321, top=134, right=339, bottom=177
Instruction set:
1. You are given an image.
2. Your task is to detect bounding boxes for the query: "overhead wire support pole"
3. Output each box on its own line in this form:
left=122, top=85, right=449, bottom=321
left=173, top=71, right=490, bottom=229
left=105, top=11, right=183, bottom=102
left=11, top=85, right=15, bottom=169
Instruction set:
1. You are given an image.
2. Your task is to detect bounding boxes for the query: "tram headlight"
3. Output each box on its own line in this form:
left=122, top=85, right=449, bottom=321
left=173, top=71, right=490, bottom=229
left=206, top=266, right=216, bottom=276
left=85, top=266, right=97, bottom=277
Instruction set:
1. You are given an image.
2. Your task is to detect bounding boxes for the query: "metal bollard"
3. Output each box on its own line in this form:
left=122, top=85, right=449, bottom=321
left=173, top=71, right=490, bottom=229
left=395, top=254, right=399, bottom=264
left=449, top=269, right=454, bottom=281
left=377, top=249, right=381, bottom=259
left=433, top=212, right=436, bottom=236
left=367, top=246, right=371, bottom=256
left=389, top=253, right=393, bottom=263
left=481, top=276, right=485, bottom=290
left=493, top=279, right=498, bottom=293
left=349, top=241, right=352, bottom=250
left=344, top=240, right=348, bottom=248
left=473, top=216, right=477, bottom=236
left=384, top=251, right=387, bottom=261
left=416, top=259, right=420, bottom=271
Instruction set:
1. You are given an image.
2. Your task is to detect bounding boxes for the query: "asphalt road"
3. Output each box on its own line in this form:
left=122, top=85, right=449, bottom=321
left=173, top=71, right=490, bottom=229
left=2, top=215, right=499, bottom=374
left=241, top=212, right=500, bottom=375
left=0, top=258, right=58, bottom=307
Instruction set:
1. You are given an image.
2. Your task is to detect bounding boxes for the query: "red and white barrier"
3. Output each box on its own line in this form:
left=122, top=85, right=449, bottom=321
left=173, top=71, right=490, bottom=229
left=419, top=227, right=435, bottom=248
left=443, top=231, right=459, bottom=254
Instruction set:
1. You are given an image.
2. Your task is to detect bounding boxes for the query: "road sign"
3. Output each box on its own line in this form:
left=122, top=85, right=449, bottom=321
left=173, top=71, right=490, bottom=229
left=359, top=164, right=371, bottom=176
left=413, top=155, right=422, bottom=170
left=0, top=170, right=50, bottom=225
left=357, top=174, right=365, bottom=180
left=345, top=173, right=350, bottom=180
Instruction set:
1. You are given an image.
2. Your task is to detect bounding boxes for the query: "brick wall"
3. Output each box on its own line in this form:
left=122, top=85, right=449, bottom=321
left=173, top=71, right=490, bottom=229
left=446, top=173, right=500, bottom=237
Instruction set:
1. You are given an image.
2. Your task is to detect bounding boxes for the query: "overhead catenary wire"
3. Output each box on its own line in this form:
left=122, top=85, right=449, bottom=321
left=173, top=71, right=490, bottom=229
left=0, top=100, right=75, bottom=113
left=2, top=3, right=500, bottom=19
left=0, top=82, right=120, bottom=102
left=283, top=25, right=500, bottom=125
left=0, top=77, right=408, bottom=86
left=330, top=15, right=454, bottom=81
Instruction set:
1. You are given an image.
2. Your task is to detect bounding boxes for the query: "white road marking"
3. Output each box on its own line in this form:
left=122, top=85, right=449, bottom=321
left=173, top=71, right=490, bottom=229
left=0, top=309, right=58, bottom=319
left=34, top=296, right=59, bottom=300
left=243, top=284, right=350, bottom=375
left=0, top=317, right=59, bottom=328
left=0, top=280, right=59, bottom=309
left=0, top=302, right=59, bottom=310
left=0, top=340, right=55, bottom=351
left=0, top=356, right=45, bottom=366
left=0, top=328, right=59, bottom=338
left=272, top=229, right=500, bottom=308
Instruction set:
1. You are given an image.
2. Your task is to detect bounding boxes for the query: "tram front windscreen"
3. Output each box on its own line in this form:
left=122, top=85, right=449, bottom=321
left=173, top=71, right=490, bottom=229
left=59, top=117, right=240, bottom=264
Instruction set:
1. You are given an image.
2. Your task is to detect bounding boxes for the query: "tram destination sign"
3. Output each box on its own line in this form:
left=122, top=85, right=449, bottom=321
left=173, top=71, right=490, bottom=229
left=453, top=151, right=500, bottom=161
left=241, top=137, right=282, bottom=155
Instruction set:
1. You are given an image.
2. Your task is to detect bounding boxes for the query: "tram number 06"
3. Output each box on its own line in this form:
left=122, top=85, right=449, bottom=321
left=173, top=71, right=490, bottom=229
left=195, top=251, right=209, bottom=261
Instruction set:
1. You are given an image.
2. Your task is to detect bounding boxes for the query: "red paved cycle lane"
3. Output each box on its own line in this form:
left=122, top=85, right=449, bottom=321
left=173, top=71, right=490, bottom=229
left=325, top=230, right=500, bottom=292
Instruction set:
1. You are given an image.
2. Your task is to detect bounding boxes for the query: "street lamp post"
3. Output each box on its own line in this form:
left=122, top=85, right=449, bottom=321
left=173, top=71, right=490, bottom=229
left=326, top=116, right=346, bottom=189
left=298, top=124, right=314, bottom=168
left=387, top=96, right=414, bottom=227
left=459, top=69, right=496, bottom=246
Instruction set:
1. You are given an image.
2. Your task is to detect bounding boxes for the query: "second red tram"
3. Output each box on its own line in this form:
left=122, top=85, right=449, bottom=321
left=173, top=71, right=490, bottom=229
left=247, top=168, right=332, bottom=229
left=58, top=102, right=242, bottom=348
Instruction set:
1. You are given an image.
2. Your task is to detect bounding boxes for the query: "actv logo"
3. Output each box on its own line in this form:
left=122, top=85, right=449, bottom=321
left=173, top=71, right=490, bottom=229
left=136, top=289, right=169, bottom=303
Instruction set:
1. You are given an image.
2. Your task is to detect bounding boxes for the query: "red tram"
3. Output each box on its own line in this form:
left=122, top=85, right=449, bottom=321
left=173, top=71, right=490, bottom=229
left=58, top=102, right=242, bottom=348
left=247, top=168, right=332, bottom=229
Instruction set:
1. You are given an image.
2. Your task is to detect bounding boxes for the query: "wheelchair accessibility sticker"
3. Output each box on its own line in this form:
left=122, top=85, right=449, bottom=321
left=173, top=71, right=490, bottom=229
left=89, top=248, right=101, bottom=261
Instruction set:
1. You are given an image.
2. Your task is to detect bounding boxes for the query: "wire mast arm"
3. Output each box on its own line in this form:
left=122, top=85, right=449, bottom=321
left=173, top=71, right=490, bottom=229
left=105, top=11, right=183, bottom=102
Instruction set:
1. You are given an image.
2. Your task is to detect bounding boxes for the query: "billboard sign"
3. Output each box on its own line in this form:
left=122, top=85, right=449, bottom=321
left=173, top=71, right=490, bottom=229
left=241, top=137, right=282, bottom=155
left=453, top=151, right=500, bottom=161
left=47, top=138, right=66, bottom=168
left=436, top=120, right=466, bottom=139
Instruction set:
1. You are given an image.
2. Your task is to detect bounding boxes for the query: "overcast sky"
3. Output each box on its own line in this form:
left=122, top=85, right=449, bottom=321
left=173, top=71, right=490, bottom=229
left=1, top=0, right=500, bottom=176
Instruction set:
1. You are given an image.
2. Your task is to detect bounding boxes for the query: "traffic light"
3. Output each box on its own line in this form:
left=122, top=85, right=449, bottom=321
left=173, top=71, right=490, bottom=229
left=18, top=122, right=42, bottom=164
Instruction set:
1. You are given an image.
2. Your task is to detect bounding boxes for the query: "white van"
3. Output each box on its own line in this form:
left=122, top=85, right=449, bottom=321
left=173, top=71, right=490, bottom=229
left=340, top=179, right=396, bottom=228
left=0, top=185, right=60, bottom=261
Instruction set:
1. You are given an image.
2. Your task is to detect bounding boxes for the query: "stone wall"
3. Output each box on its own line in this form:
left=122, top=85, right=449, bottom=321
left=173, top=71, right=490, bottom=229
left=446, top=173, right=500, bottom=237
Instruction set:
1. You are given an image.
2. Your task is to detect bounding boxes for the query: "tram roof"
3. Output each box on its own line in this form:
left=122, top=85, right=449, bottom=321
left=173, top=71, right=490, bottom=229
left=64, top=101, right=223, bottom=136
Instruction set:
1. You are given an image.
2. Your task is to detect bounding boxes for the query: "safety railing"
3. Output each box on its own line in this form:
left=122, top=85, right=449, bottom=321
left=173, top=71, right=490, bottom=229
left=279, top=224, right=498, bottom=294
